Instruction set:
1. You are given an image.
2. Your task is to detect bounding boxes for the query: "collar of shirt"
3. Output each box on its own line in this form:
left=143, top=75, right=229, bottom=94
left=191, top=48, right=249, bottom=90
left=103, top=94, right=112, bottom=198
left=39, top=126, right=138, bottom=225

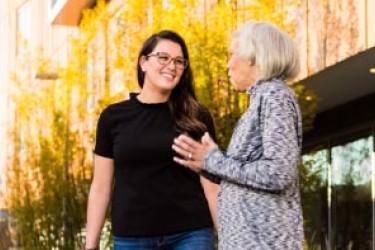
left=246, top=80, right=262, bottom=96
left=246, top=78, right=285, bottom=96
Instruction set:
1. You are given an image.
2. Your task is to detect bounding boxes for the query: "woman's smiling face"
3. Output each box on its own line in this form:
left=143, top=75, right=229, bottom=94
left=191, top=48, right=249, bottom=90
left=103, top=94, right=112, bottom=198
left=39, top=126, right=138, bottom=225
left=140, top=39, right=185, bottom=93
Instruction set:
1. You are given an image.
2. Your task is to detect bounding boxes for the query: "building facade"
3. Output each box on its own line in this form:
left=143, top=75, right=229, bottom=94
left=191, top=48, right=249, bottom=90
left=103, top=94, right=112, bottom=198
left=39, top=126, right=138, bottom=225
left=298, top=0, right=375, bottom=249
left=0, top=0, right=374, bottom=249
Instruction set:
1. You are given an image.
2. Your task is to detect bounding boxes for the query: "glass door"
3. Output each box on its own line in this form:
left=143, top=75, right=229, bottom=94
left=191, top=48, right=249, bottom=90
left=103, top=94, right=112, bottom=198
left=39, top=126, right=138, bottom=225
left=331, top=136, right=373, bottom=249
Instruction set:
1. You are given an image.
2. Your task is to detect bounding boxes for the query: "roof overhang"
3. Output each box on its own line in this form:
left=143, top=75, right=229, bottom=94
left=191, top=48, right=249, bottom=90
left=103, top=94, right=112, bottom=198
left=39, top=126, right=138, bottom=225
left=49, top=0, right=96, bottom=26
left=299, top=46, right=375, bottom=113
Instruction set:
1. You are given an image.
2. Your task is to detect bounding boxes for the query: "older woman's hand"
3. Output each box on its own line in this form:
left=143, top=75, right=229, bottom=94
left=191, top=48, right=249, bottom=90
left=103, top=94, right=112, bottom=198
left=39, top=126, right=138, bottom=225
left=172, top=132, right=217, bottom=172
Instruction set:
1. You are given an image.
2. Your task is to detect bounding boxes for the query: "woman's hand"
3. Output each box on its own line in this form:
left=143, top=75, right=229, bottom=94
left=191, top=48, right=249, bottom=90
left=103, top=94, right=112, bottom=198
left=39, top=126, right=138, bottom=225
left=172, top=132, right=217, bottom=172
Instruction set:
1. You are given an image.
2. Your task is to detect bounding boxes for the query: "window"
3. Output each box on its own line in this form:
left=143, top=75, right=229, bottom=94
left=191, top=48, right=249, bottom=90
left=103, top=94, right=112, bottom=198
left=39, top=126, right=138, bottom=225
left=331, top=136, right=373, bottom=249
left=302, top=134, right=374, bottom=249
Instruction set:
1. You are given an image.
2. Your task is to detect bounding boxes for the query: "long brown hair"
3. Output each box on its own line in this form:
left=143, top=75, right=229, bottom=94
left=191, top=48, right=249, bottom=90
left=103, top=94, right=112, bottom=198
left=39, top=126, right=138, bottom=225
left=137, top=30, right=206, bottom=135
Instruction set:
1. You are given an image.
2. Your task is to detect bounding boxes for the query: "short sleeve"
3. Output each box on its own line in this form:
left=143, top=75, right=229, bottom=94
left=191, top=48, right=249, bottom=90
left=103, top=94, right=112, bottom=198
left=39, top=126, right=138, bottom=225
left=94, top=109, right=114, bottom=158
left=197, top=105, right=221, bottom=184
left=197, top=105, right=217, bottom=142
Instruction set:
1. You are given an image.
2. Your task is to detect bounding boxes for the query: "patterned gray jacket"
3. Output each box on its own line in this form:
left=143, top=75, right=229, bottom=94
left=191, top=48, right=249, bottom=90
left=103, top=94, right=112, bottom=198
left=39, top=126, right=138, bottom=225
left=204, top=79, right=304, bottom=250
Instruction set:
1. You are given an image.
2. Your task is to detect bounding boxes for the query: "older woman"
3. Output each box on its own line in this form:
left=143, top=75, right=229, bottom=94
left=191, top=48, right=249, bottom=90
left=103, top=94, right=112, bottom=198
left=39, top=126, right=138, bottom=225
left=172, top=21, right=304, bottom=249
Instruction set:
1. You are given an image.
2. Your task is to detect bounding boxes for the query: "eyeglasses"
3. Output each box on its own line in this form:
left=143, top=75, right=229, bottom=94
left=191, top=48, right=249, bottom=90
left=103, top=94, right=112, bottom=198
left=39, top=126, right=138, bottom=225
left=146, top=52, right=188, bottom=70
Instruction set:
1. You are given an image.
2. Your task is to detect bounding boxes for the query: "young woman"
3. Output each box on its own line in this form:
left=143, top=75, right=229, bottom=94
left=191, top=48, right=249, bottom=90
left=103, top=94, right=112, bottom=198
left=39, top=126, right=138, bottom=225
left=85, top=30, right=219, bottom=250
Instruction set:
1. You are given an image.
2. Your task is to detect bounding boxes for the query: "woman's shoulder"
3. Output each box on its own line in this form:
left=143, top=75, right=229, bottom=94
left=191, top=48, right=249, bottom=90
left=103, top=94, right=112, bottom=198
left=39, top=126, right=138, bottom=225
left=98, top=97, right=138, bottom=123
left=196, top=103, right=213, bottom=119
left=102, top=94, right=139, bottom=113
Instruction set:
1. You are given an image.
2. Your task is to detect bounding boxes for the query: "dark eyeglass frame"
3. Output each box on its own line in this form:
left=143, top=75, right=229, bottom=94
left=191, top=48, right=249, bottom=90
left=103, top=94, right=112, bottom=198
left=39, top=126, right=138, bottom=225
left=146, top=52, right=188, bottom=69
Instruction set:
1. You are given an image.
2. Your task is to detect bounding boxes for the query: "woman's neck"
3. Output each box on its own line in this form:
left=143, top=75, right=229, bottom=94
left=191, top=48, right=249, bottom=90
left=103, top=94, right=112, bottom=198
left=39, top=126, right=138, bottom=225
left=137, top=90, right=170, bottom=104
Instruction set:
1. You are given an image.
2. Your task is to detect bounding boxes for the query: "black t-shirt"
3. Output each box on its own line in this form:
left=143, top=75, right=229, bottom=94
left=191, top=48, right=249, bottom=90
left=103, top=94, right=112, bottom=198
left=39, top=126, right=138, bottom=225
left=94, top=93, right=217, bottom=237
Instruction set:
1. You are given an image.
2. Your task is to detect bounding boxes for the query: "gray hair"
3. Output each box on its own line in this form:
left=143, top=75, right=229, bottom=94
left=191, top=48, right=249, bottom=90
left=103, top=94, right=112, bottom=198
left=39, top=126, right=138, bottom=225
left=233, top=21, right=300, bottom=81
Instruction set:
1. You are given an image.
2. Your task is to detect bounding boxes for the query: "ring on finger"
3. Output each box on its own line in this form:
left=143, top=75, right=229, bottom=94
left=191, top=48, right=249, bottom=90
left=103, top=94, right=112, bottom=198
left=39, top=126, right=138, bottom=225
left=188, top=152, right=192, bottom=161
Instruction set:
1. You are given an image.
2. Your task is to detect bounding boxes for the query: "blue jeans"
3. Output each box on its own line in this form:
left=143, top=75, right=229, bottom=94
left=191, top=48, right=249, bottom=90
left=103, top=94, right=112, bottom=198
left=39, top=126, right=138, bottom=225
left=113, top=227, right=215, bottom=250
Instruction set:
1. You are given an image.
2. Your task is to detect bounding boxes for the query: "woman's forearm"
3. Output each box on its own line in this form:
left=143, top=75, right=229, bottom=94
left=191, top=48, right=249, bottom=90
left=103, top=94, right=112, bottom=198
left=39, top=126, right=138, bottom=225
left=85, top=182, right=112, bottom=248
left=200, top=176, right=219, bottom=229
